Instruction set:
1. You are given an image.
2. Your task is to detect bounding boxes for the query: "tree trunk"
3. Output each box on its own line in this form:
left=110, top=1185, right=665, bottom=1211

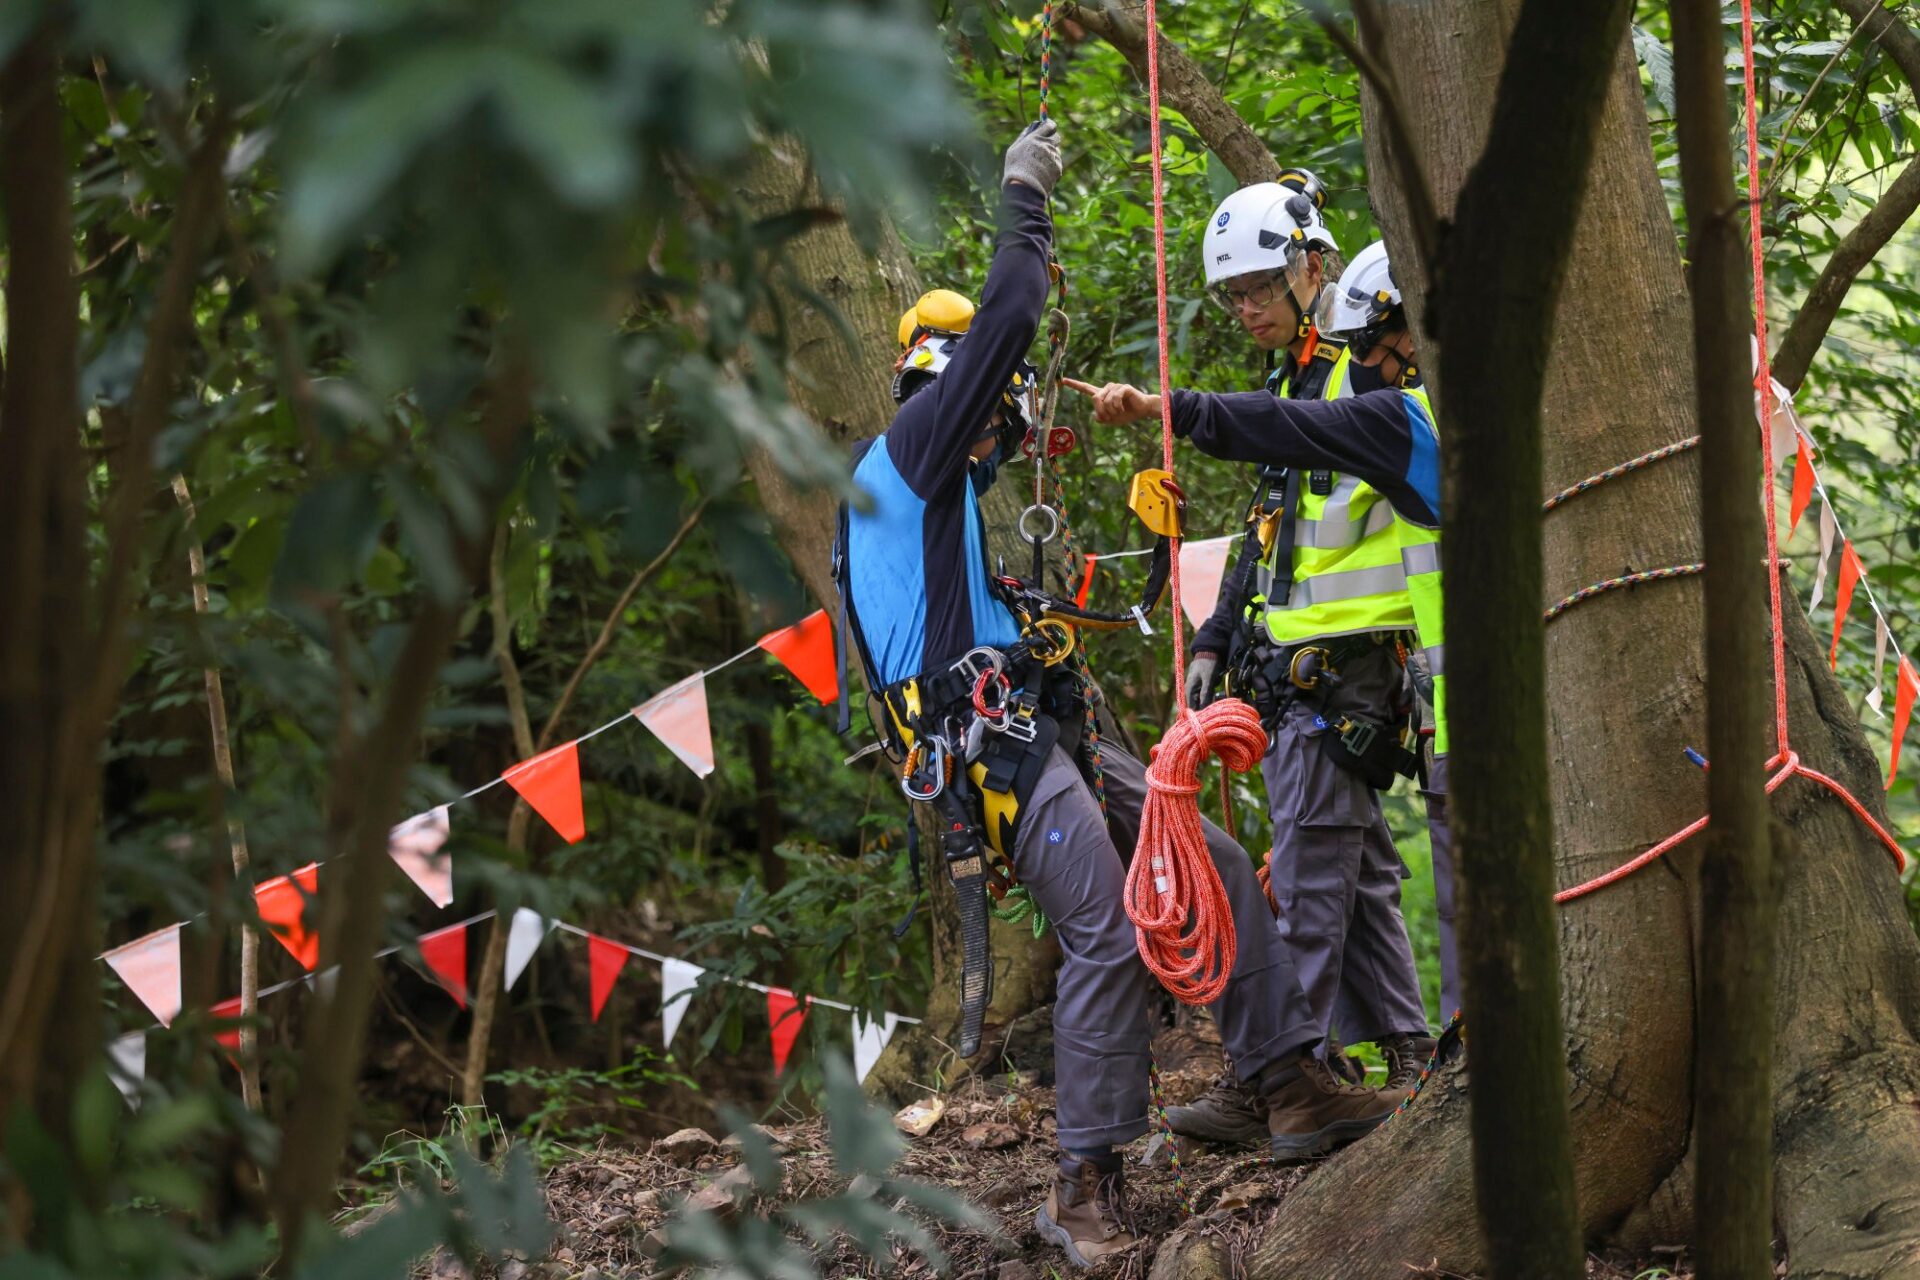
left=0, top=31, right=99, bottom=1235
left=1673, top=0, right=1777, bottom=1271
left=1230, top=7, right=1920, bottom=1278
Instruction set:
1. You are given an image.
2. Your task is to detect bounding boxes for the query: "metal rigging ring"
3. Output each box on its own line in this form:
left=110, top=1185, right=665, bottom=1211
left=1019, top=503, right=1060, bottom=545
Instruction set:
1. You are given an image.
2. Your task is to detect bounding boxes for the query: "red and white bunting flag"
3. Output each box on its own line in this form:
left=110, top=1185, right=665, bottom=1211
left=255, top=864, right=321, bottom=971
left=1868, top=615, right=1891, bottom=719
left=419, top=921, right=469, bottom=1008
left=107, top=1031, right=146, bottom=1108
left=1789, top=439, right=1816, bottom=538
left=852, top=1012, right=900, bottom=1084
left=502, top=741, right=586, bottom=844
left=661, top=958, right=703, bottom=1050
left=634, top=674, right=715, bottom=779
left=503, top=908, right=552, bottom=992
left=767, top=988, right=811, bottom=1077
left=1177, top=537, right=1235, bottom=632
left=1808, top=503, right=1837, bottom=611
left=211, top=996, right=244, bottom=1057
left=1831, top=543, right=1865, bottom=670
left=388, top=807, right=453, bottom=908
left=104, top=925, right=183, bottom=1027
left=756, top=610, right=839, bottom=703
left=1890, top=658, right=1920, bottom=790
left=589, top=934, right=630, bottom=1023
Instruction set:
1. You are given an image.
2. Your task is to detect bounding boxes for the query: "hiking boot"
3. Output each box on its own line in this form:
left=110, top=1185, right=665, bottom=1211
left=1161, top=1070, right=1268, bottom=1148
left=1379, top=1033, right=1440, bottom=1093
left=1263, top=1052, right=1400, bottom=1160
left=1035, top=1152, right=1137, bottom=1268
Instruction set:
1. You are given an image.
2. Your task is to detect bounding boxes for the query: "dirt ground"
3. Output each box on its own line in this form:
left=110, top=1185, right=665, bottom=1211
left=499, top=1023, right=1705, bottom=1280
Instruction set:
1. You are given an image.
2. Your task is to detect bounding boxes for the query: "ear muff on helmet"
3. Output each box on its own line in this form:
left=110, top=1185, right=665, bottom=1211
left=893, top=334, right=962, bottom=404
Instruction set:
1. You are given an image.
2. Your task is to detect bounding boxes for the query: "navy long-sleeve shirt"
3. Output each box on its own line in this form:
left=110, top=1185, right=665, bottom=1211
left=843, top=184, right=1053, bottom=686
left=1171, top=383, right=1442, bottom=526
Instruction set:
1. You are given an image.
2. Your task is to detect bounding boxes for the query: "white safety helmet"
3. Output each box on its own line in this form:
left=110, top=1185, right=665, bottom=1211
left=1201, top=168, right=1339, bottom=287
left=1323, top=239, right=1403, bottom=350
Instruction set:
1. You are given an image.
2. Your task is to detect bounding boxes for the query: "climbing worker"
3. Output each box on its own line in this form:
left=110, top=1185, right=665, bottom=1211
left=834, top=127, right=1400, bottom=1268
left=1064, top=240, right=1445, bottom=1149
left=1318, top=240, right=1460, bottom=1036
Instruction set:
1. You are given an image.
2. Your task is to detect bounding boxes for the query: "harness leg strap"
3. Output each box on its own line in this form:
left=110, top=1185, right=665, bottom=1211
left=932, top=785, right=994, bottom=1058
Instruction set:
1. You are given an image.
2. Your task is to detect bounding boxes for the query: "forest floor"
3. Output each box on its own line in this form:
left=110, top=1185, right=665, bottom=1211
left=409, top=1016, right=1707, bottom=1280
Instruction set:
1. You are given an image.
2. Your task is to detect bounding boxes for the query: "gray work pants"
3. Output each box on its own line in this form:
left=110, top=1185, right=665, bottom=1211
left=1261, top=646, right=1429, bottom=1046
left=1424, top=753, right=1461, bottom=1020
left=1009, top=739, right=1317, bottom=1151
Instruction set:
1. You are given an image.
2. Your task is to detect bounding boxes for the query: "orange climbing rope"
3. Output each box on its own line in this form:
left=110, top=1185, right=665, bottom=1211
left=1121, top=0, right=1270, bottom=1005
left=1553, top=0, right=1905, bottom=903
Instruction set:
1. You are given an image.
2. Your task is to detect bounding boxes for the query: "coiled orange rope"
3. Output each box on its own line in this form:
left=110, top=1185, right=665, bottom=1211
left=1119, top=0, right=1272, bottom=1005
left=1126, top=699, right=1267, bottom=1002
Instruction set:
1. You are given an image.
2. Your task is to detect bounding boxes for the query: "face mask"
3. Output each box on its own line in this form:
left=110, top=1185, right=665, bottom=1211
left=1346, top=359, right=1389, bottom=395
left=970, top=446, right=1001, bottom=494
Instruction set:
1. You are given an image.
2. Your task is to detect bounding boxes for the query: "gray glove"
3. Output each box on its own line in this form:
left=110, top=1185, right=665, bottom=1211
left=1185, top=652, right=1221, bottom=710
left=1003, top=120, right=1062, bottom=196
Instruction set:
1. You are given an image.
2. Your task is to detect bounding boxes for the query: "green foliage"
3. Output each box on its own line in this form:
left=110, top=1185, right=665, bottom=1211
left=656, top=1056, right=990, bottom=1277
left=488, top=1047, right=696, bottom=1168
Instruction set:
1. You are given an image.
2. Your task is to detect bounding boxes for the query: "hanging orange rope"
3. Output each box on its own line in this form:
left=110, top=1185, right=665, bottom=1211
left=1120, top=0, right=1268, bottom=1005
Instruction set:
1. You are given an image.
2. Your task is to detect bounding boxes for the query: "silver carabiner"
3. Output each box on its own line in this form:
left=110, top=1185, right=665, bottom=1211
left=900, top=737, right=948, bottom=802
left=954, top=646, right=1006, bottom=684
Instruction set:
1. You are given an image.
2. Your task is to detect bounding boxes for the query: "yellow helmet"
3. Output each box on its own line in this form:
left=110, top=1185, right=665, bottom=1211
left=896, top=288, right=976, bottom=348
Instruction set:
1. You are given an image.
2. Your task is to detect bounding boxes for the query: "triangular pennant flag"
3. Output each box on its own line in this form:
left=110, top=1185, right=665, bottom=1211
left=756, top=610, right=839, bottom=703
left=388, top=807, right=454, bottom=908
left=1890, top=658, right=1920, bottom=790
left=767, top=988, right=811, bottom=1077
left=589, top=934, right=630, bottom=1023
left=1789, top=439, right=1815, bottom=537
left=305, top=966, right=340, bottom=1002
left=1831, top=542, right=1865, bottom=670
left=107, top=1031, right=146, bottom=1108
left=634, top=675, right=716, bottom=779
left=419, top=922, right=469, bottom=1008
left=1868, top=615, right=1891, bottom=718
left=504, top=908, right=552, bottom=992
left=255, top=864, right=321, bottom=971
left=103, top=925, right=183, bottom=1027
left=661, top=957, right=703, bottom=1051
left=852, top=1012, right=900, bottom=1084
left=502, top=742, right=586, bottom=844
left=1809, top=503, right=1837, bottom=612
left=211, top=996, right=244, bottom=1055
left=1177, top=537, right=1235, bottom=631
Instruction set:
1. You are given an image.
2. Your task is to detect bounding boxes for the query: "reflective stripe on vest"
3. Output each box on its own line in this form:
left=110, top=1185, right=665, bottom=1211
left=1399, top=521, right=1447, bottom=756
left=1255, top=348, right=1420, bottom=645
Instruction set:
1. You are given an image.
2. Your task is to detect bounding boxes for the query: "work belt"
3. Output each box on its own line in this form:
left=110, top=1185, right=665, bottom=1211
left=887, top=643, right=1080, bottom=1058
left=1226, top=632, right=1422, bottom=791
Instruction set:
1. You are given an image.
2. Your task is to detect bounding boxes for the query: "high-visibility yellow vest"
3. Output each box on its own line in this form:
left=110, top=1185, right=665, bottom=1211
left=1250, top=349, right=1449, bottom=754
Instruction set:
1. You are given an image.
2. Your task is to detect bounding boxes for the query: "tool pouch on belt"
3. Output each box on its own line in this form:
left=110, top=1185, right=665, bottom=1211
left=1315, top=711, right=1419, bottom=792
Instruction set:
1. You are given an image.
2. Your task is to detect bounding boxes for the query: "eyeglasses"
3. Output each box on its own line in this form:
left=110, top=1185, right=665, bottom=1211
left=1212, top=271, right=1287, bottom=313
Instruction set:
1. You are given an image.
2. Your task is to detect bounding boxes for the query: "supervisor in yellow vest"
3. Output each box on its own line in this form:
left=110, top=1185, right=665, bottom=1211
left=1069, top=241, right=1449, bottom=1145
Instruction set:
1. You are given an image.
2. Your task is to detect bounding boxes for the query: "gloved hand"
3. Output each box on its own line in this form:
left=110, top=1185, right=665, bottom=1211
left=1003, top=120, right=1062, bottom=196
left=1185, top=652, right=1221, bottom=709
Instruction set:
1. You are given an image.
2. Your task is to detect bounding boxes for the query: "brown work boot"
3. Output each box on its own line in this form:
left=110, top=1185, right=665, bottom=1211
left=1034, top=1152, right=1137, bottom=1268
left=1379, top=1033, right=1440, bottom=1093
left=1161, top=1070, right=1268, bottom=1148
left=1263, top=1052, right=1400, bottom=1160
